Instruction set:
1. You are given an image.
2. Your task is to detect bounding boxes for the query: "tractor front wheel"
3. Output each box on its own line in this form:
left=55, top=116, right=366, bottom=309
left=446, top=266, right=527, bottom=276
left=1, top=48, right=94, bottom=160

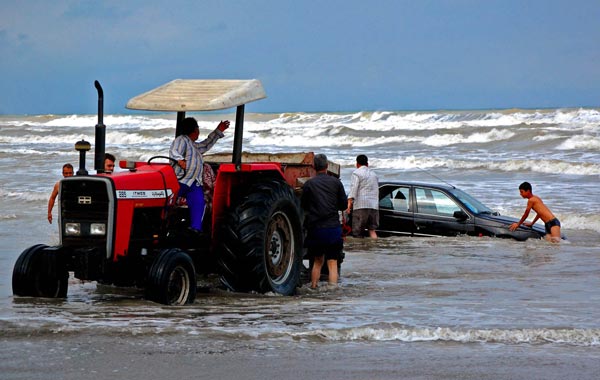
left=12, top=244, right=68, bottom=298
left=146, top=248, right=197, bottom=305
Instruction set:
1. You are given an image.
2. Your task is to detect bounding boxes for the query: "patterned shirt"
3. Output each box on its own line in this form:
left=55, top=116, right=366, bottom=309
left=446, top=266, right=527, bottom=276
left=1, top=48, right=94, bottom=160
left=169, top=129, right=224, bottom=186
left=348, top=165, right=379, bottom=210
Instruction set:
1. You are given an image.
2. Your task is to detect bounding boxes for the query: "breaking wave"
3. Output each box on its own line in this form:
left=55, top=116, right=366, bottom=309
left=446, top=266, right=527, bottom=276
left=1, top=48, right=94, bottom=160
left=294, top=324, right=600, bottom=346
left=2, top=319, right=598, bottom=347
left=557, top=135, right=600, bottom=150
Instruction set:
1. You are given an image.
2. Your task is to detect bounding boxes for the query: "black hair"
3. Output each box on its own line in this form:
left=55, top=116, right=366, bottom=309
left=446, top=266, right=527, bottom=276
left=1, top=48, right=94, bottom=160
left=313, top=153, right=328, bottom=171
left=104, top=153, right=116, bottom=162
left=519, top=181, right=532, bottom=191
left=181, top=117, right=199, bottom=135
left=356, top=154, right=368, bottom=166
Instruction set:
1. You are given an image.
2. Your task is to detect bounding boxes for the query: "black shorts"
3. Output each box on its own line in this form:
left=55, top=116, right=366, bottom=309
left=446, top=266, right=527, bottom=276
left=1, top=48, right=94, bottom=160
left=305, top=226, right=343, bottom=261
left=544, top=218, right=561, bottom=234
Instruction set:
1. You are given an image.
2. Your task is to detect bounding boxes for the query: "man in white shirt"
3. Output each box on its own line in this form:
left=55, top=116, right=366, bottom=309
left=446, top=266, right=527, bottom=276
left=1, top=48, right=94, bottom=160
left=346, top=154, right=379, bottom=238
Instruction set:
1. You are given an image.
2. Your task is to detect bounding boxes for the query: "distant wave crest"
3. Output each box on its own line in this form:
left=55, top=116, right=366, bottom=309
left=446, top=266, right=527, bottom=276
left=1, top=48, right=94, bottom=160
left=421, top=128, right=515, bottom=147
left=377, top=155, right=600, bottom=176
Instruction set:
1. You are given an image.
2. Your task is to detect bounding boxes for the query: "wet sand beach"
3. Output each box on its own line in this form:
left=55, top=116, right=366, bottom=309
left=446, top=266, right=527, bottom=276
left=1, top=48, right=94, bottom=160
left=2, top=334, right=600, bottom=380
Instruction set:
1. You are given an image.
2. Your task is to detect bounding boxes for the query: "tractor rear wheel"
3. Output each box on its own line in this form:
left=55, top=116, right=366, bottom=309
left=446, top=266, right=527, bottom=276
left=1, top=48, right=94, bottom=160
left=12, top=244, right=69, bottom=298
left=218, top=180, right=303, bottom=295
left=146, top=248, right=197, bottom=305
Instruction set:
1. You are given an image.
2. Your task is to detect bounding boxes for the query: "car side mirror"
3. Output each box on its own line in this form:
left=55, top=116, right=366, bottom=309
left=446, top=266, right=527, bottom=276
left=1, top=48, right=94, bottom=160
left=453, top=210, right=468, bottom=221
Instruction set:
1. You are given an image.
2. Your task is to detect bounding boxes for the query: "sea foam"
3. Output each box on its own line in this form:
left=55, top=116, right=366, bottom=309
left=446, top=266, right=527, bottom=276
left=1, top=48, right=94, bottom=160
left=299, top=324, right=600, bottom=346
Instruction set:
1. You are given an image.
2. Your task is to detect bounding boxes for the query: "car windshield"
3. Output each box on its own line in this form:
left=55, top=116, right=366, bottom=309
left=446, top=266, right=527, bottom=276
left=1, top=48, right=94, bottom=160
left=450, top=188, right=494, bottom=214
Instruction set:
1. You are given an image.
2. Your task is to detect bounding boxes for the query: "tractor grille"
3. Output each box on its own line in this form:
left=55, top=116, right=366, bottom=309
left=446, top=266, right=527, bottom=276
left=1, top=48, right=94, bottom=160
left=60, top=177, right=114, bottom=256
left=62, top=179, right=110, bottom=218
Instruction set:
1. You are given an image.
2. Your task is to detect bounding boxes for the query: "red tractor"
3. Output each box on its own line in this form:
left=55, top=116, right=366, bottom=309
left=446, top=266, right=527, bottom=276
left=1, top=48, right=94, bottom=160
left=12, top=79, right=341, bottom=305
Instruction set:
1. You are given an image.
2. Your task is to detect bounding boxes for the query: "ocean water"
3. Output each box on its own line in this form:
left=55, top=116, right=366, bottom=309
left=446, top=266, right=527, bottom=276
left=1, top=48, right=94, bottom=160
left=1, top=109, right=600, bottom=372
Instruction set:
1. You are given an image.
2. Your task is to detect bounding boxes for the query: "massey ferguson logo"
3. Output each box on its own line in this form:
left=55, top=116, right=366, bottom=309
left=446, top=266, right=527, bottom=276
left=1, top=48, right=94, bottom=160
left=78, top=196, right=92, bottom=204
left=116, top=190, right=171, bottom=199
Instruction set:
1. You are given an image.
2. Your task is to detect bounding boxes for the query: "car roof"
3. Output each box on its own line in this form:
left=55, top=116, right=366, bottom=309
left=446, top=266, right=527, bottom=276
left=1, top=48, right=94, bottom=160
left=126, top=79, right=267, bottom=112
left=379, top=181, right=457, bottom=192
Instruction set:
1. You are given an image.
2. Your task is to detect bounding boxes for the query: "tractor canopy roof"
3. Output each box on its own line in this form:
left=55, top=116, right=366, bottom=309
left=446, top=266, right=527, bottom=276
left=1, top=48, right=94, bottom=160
left=126, top=79, right=266, bottom=112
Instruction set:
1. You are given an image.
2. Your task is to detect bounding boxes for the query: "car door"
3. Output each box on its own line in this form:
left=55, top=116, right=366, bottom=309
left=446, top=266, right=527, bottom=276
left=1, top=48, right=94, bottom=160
left=413, top=186, right=474, bottom=236
left=378, top=185, right=414, bottom=236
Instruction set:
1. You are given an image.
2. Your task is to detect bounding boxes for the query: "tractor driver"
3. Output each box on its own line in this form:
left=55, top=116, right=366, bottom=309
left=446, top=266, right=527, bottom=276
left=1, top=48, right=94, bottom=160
left=169, top=117, right=230, bottom=233
left=104, top=153, right=116, bottom=174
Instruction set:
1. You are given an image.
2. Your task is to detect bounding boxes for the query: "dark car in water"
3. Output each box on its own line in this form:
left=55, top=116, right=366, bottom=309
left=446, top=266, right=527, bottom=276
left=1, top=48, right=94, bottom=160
left=375, top=181, right=546, bottom=241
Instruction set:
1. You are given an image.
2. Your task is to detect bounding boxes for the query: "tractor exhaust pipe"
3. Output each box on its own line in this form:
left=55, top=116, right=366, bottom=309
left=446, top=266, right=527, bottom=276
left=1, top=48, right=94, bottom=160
left=93, top=80, right=106, bottom=173
left=232, top=104, right=245, bottom=169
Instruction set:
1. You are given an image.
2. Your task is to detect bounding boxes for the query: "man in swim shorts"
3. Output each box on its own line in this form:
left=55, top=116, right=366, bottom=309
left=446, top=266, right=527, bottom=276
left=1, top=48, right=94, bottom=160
left=544, top=217, right=561, bottom=235
left=509, top=181, right=562, bottom=243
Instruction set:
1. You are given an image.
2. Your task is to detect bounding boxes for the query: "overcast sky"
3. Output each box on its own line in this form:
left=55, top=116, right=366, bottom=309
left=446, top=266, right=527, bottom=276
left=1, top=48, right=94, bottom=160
left=1, top=0, right=599, bottom=115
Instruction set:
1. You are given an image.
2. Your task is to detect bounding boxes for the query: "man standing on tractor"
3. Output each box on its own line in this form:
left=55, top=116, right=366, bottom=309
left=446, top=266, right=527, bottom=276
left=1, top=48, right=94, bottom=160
left=170, top=117, right=230, bottom=233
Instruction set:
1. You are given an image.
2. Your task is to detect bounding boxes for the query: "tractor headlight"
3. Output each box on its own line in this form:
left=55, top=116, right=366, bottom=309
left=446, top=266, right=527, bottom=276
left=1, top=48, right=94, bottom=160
left=65, top=223, right=81, bottom=236
left=90, top=223, right=106, bottom=236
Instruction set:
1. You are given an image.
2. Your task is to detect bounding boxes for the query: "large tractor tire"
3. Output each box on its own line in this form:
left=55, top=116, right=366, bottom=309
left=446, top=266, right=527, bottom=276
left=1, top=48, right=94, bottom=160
left=146, top=248, right=197, bottom=305
left=218, top=180, right=303, bottom=295
left=12, top=244, right=69, bottom=298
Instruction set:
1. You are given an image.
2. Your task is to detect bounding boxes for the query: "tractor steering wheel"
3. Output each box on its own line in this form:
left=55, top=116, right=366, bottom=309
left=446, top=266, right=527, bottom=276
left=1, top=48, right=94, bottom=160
left=147, top=156, right=186, bottom=181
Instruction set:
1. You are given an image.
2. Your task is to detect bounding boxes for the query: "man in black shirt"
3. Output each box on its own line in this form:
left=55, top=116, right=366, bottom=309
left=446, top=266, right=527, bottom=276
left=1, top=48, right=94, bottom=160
left=301, top=154, right=348, bottom=289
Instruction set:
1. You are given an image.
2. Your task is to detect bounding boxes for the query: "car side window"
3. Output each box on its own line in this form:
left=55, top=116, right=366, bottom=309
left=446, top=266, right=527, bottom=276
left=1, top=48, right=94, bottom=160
left=415, top=188, right=461, bottom=216
left=379, top=186, right=394, bottom=209
left=391, top=187, right=410, bottom=212
left=379, top=186, right=411, bottom=212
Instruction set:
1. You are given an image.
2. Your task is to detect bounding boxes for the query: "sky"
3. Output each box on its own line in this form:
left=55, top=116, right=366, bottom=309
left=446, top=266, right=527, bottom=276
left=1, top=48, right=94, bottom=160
left=1, top=0, right=599, bottom=115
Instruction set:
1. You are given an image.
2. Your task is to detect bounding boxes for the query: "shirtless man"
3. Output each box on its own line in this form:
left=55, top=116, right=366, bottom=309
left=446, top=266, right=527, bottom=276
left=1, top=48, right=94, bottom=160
left=509, top=181, right=561, bottom=243
left=47, top=163, right=74, bottom=223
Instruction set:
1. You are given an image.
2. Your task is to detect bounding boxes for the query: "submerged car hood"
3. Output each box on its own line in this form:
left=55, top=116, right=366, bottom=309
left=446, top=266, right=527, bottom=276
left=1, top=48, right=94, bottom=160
left=476, top=212, right=546, bottom=234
